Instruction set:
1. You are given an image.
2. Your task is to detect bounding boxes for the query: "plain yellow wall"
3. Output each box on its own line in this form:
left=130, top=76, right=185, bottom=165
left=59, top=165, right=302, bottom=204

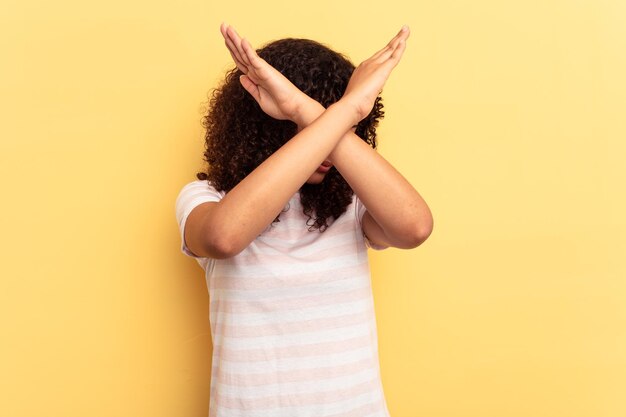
left=1, top=0, right=625, bottom=416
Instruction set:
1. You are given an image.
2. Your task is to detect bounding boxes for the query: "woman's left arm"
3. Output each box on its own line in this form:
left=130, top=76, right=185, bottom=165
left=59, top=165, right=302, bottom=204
left=298, top=100, right=434, bottom=249
left=333, top=129, right=433, bottom=249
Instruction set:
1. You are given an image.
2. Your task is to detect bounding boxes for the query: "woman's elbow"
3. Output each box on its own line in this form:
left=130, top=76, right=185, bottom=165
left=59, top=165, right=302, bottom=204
left=401, top=215, right=434, bottom=249
left=204, top=234, right=245, bottom=259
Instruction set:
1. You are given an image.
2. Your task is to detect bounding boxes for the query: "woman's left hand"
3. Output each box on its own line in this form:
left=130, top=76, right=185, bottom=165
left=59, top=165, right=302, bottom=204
left=220, top=23, right=312, bottom=124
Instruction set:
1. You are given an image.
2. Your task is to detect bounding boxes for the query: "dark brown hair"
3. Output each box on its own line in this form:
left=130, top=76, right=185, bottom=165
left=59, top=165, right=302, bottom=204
left=196, top=38, right=384, bottom=231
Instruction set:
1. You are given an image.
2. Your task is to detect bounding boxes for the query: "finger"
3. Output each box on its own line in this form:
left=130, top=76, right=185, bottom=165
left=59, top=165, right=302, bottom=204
left=239, top=74, right=261, bottom=102
left=241, top=37, right=265, bottom=70
left=371, top=33, right=409, bottom=66
left=219, top=22, right=228, bottom=38
left=380, top=38, right=407, bottom=72
left=388, top=33, right=409, bottom=63
left=369, top=38, right=408, bottom=93
left=373, top=39, right=400, bottom=63
left=221, top=24, right=247, bottom=68
left=226, top=25, right=252, bottom=67
left=224, top=35, right=248, bottom=73
left=221, top=23, right=248, bottom=71
left=373, top=26, right=410, bottom=63
left=368, top=44, right=392, bottom=63
left=368, top=25, right=409, bottom=61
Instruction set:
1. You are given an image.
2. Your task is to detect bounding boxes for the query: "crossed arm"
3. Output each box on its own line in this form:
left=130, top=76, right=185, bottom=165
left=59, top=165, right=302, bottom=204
left=184, top=23, right=433, bottom=259
left=296, top=100, right=433, bottom=249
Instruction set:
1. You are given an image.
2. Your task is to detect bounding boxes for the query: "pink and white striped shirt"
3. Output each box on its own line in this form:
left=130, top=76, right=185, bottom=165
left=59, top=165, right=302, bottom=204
left=175, top=180, right=390, bottom=417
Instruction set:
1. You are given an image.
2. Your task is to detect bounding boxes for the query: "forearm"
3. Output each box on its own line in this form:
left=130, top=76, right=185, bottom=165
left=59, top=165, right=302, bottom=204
left=297, top=100, right=434, bottom=246
left=330, top=134, right=433, bottom=244
left=206, top=100, right=358, bottom=255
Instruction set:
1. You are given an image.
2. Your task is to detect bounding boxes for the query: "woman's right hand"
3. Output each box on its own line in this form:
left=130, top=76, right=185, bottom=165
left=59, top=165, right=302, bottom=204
left=341, top=26, right=410, bottom=122
left=219, top=23, right=312, bottom=123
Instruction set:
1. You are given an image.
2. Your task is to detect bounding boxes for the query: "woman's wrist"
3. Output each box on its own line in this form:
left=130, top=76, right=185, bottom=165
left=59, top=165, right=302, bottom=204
left=295, top=97, right=361, bottom=131
left=337, top=94, right=367, bottom=126
left=294, top=98, right=325, bottom=129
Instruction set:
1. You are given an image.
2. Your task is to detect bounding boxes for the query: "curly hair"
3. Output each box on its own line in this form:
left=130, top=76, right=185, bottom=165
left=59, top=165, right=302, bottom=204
left=196, top=37, right=385, bottom=231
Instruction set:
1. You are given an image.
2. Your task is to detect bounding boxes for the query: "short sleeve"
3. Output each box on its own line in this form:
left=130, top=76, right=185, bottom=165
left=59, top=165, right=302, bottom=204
left=175, top=180, right=225, bottom=258
left=354, top=195, right=388, bottom=251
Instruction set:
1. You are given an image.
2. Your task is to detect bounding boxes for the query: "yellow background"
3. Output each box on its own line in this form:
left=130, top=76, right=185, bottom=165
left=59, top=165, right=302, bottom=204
left=1, top=0, right=625, bottom=416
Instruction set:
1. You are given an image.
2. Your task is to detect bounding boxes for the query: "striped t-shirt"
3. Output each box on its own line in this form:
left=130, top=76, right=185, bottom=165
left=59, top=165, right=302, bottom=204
left=175, top=179, right=390, bottom=417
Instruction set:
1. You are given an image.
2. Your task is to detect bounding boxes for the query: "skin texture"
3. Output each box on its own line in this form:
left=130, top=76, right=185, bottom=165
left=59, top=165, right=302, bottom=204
left=184, top=24, right=433, bottom=259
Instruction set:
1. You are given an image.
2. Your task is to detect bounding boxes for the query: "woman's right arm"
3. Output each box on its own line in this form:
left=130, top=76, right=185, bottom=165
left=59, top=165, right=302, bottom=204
left=187, top=100, right=359, bottom=259
left=185, top=24, right=408, bottom=259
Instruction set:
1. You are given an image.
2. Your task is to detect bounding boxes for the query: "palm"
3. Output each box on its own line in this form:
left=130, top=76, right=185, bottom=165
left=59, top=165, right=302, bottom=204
left=241, top=66, right=300, bottom=121
left=255, top=85, right=286, bottom=120
left=220, top=23, right=303, bottom=122
left=343, top=26, right=410, bottom=121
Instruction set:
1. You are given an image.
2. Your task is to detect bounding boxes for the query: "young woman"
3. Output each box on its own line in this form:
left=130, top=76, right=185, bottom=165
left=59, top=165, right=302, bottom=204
left=175, top=23, right=433, bottom=417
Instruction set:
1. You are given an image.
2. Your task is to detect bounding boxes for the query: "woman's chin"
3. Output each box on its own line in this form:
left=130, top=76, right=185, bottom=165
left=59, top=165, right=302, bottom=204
left=305, top=172, right=327, bottom=185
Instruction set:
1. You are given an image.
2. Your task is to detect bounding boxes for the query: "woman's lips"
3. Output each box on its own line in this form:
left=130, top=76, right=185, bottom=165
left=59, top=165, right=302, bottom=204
left=316, top=162, right=332, bottom=173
